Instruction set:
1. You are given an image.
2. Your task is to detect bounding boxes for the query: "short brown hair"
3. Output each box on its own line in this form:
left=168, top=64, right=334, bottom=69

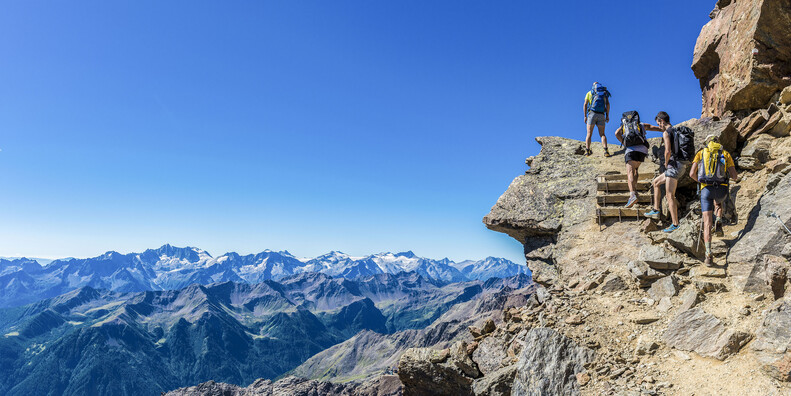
left=655, top=111, right=670, bottom=123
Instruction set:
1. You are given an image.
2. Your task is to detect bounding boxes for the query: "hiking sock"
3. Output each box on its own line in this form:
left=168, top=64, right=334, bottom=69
left=705, top=242, right=712, bottom=257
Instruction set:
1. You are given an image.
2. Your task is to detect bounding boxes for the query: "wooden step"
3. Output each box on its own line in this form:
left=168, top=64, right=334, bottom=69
left=598, top=174, right=655, bottom=182
left=596, top=193, right=653, bottom=205
left=596, top=207, right=647, bottom=219
left=597, top=181, right=652, bottom=192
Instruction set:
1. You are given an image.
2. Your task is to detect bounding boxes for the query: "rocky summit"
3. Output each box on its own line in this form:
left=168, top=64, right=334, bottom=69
left=395, top=1, right=791, bottom=395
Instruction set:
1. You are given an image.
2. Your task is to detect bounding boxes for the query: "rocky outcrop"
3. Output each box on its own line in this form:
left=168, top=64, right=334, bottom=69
left=511, top=328, right=594, bottom=396
left=398, top=344, right=479, bottom=396
left=163, top=376, right=402, bottom=396
left=692, top=0, right=791, bottom=117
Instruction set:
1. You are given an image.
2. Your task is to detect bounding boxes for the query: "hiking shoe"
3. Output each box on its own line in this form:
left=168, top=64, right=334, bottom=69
left=585, top=148, right=592, bottom=156
left=603, top=149, right=611, bottom=157
left=714, top=217, right=724, bottom=237
left=644, top=209, right=660, bottom=216
left=625, top=195, right=638, bottom=208
left=663, top=224, right=680, bottom=233
left=704, top=255, right=714, bottom=267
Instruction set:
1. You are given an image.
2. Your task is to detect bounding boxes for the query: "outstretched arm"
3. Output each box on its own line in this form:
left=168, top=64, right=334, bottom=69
left=605, top=99, right=610, bottom=123
left=642, top=123, right=663, bottom=132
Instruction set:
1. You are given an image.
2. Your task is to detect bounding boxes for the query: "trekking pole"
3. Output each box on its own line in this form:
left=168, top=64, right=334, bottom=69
left=768, top=212, right=791, bottom=235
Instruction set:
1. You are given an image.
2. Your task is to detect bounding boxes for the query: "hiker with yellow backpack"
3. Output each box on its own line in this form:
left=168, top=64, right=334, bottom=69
left=689, top=135, right=739, bottom=266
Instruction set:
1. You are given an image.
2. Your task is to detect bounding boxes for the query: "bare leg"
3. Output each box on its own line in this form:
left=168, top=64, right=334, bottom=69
left=585, top=123, right=594, bottom=151
left=652, top=174, right=666, bottom=211
left=703, top=210, right=713, bottom=244
left=597, top=124, right=608, bottom=150
left=666, top=177, right=680, bottom=225
left=627, top=161, right=641, bottom=194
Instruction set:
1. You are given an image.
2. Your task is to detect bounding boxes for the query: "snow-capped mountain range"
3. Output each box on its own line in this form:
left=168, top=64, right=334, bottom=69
left=0, top=244, right=528, bottom=308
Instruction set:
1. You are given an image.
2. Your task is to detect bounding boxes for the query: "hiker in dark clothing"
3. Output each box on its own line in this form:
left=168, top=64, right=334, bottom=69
left=583, top=82, right=611, bottom=157
left=689, top=135, right=739, bottom=266
left=615, top=111, right=649, bottom=208
left=642, top=112, right=694, bottom=233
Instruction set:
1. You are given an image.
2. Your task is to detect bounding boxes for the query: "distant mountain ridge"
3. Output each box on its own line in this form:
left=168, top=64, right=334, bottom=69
left=0, top=244, right=528, bottom=308
left=0, top=272, right=532, bottom=396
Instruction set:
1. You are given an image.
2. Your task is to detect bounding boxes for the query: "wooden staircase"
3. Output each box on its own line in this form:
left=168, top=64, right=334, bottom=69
left=596, top=173, right=654, bottom=227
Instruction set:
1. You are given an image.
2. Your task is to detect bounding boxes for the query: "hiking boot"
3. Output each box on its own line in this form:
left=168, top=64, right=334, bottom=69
left=585, top=148, right=592, bottom=156
left=603, top=149, right=611, bottom=157
left=644, top=209, right=660, bottom=216
left=625, top=195, right=638, bottom=208
left=714, top=217, right=724, bottom=237
left=704, top=255, right=714, bottom=267
left=663, top=224, right=679, bottom=233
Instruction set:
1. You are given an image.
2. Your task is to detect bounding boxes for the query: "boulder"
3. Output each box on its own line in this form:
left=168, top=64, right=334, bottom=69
left=651, top=214, right=705, bottom=259
left=511, top=328, right=594, bottom=396
left=737, top=156, right=764, bottom=171
left=648, top=276, right=679, bottom=300
left=741, top=135, right=773, bottom=163
left=663, top=308, right=751, bottom=360
left=780, top=86, right=791, bottom=105
left=398, top=347, right=478, bottom=396
left=599, top=273, right=627, bottom=292
left=679, top=288, right=702, bottom=311
left=627, top=260, right=666, bottom=288
left=471, top=365, right=517, bottom=396
left=638, top=245, right=683, bottom=270
left=752, top=299, right=791, bottom=381
left=692, top=0, right=791, bottom=117
left=738, top=110, right=769, bottom=141
left=729, top=172, right=791, bottom=292
left=472, top=335, right=507, bottom=376
left=755, top=110, right=785, bottom=136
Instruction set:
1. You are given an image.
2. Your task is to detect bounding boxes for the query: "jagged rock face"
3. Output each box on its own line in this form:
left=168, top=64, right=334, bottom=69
left=511, top=328, right=594, bottom=396
left=729, top=171, right=791, bottom=293
left=397, top=346, right=478, bottom=396
left=693, top=0, right=791, bottom=117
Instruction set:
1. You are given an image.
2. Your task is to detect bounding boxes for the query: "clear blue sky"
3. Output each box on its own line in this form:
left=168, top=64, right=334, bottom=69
left=0, top=1, right=714, bottom=263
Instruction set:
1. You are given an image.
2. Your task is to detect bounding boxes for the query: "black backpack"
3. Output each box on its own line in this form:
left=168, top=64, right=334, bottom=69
left=621, top=111, right=647, bottom=147
left=673, top=126, right=695, bottom=161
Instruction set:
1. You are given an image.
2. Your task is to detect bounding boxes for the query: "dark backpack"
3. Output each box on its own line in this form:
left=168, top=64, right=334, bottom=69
left=621, top=111, right=647, bottom=147
left=589, top=84, right=610, bottom=113
left=672, top=126, right=695, bottom=161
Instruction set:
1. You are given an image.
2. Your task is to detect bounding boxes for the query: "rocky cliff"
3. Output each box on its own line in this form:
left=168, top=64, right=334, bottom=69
left=396, top=1, right=791, bottom=395
left=693, top=0, right=791, bottom=117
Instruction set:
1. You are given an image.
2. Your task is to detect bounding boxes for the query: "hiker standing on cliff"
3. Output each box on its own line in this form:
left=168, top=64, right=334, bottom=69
left=615, top=111, right=649, bottom=208
left=583, top=82, right=611, bottom=157
left=642, top=112, right=694, bottom=232
left=689, top=135, right=739, bottom=266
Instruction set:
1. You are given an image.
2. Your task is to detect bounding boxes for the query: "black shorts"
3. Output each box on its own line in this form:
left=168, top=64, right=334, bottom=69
left=625, top=151, right=646, bottom=163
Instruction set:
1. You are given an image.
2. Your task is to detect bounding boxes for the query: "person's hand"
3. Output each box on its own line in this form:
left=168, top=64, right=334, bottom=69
left=664, top=161, right=669, bottom=168
left=605, top=115, right=610, bottom=123
left=584, top=117, right=587, bottom=125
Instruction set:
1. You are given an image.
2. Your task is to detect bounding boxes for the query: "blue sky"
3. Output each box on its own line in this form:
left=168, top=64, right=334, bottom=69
left=0, top=1, right=714, bottom=263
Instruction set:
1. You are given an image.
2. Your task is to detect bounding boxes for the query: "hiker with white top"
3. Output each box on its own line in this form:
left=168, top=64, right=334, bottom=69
left=642, top=112, right=695, bottom=233
left=583, top=82, right=611, bottom=157
left=614, top=111, right=649, bottom=208
left=689, top=135, right=739, bottom=266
